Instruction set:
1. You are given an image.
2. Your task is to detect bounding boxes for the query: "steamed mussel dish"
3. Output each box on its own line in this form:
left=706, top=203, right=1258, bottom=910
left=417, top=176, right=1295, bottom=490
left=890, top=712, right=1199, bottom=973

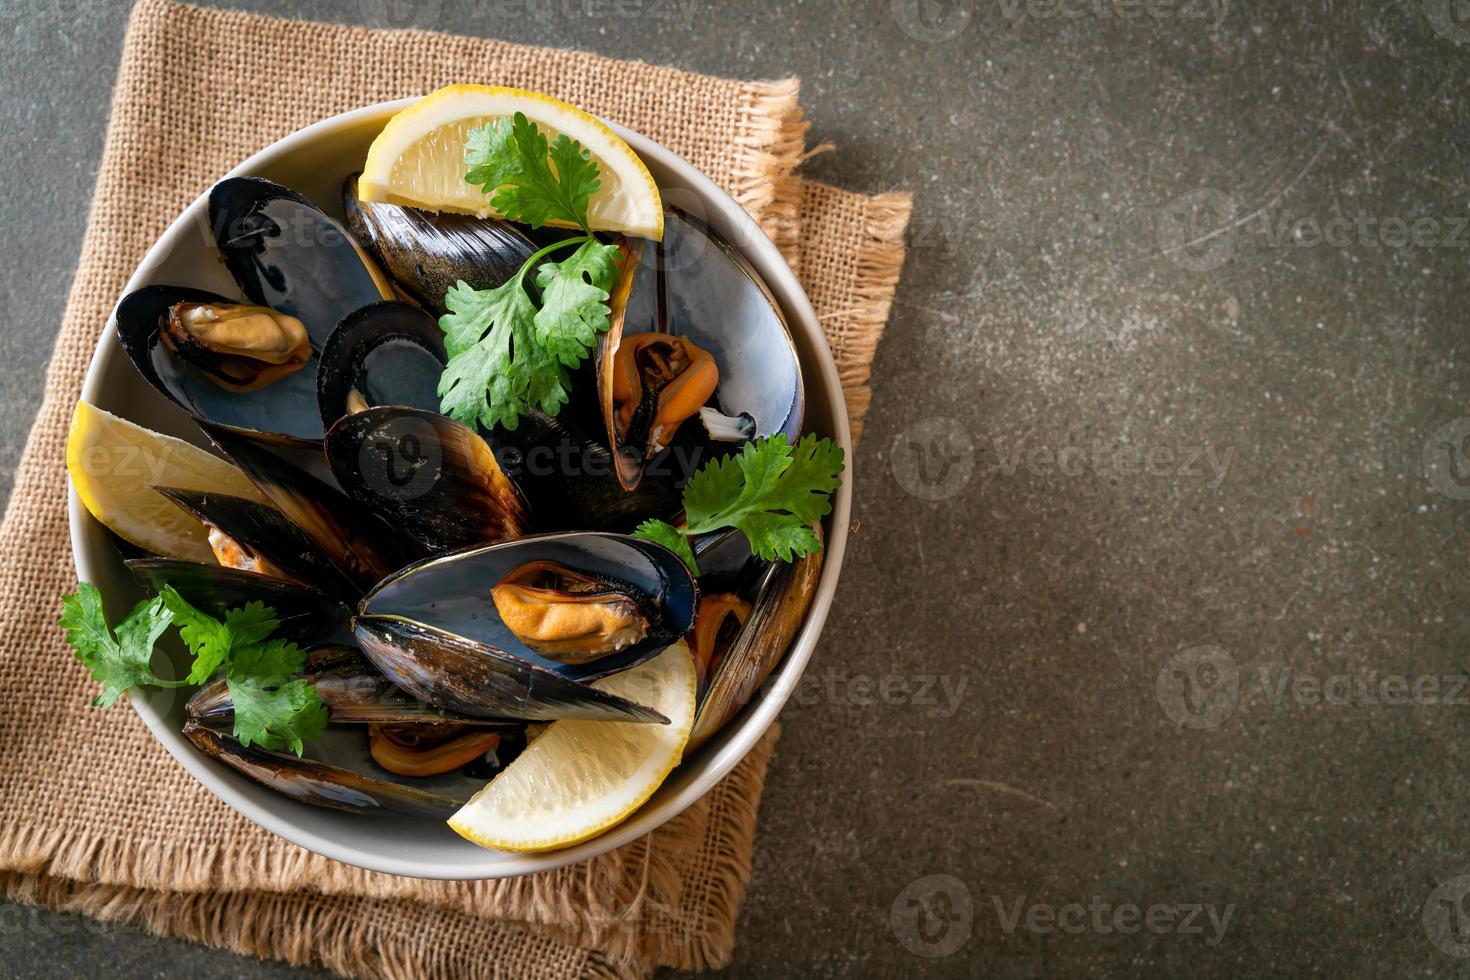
left=63, top=84, right=844, bottom=853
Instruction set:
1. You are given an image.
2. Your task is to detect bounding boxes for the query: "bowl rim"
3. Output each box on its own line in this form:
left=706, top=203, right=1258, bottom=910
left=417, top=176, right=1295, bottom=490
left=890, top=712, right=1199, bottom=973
left=68, top=97, right=852, bottom=880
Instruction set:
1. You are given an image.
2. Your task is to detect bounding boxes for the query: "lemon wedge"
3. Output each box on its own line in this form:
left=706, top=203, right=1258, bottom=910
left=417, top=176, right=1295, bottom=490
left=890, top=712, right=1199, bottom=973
left=67, top=401, right=267, bottom=563
left=449, top=640, right=697, bottom=852
left=359, top=84, right=663, bottom=240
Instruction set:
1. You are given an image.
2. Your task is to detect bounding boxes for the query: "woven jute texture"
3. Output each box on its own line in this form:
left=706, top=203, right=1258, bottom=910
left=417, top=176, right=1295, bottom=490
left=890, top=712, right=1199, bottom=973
left=0, top=1, right=912, bottom=976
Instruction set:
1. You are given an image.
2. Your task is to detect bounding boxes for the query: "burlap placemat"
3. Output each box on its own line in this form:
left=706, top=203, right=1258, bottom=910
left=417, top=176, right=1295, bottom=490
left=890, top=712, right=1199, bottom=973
left=0, top=1, right=911, bottom=975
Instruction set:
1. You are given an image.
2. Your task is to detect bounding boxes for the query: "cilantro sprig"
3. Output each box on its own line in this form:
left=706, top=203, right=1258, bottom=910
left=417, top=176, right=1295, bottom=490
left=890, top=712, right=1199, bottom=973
left=634, top=434, right=846, bottom=576
left=59, top=584, right=327, bottom=755
left=438, top=113, right=624, bottom=431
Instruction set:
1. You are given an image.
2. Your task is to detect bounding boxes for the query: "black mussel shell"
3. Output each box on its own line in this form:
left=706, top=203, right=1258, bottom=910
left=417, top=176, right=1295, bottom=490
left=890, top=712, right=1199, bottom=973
left=343, top=174, right=535, bottom=315
left=154, top=487, right=360, bottom=602
left=494, top=405, right=683, bottom=533
left=599, top=209, right=804, bottom=490
left=199, top=421, right=422, bottom=590
left=317, top=302, right=446, bottom=429
left=358, top=531, right=698, bottom=683
left=210, top=176, right=393, bottom=346
left=124, top=557, right=349, bottom=645
left=186, top=645, right=516, bottom=728
left=182, top=721, right=462, bottom=818
left=325, top=406, right=529, bottom=554
left=353, top=617, right=669, bottom=724
left=114, top=284, right=324, bottom=446
left=687, top=526, right=824, bottom=750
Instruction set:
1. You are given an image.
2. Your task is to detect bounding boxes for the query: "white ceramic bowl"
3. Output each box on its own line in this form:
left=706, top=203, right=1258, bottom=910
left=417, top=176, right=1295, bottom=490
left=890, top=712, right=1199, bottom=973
left=69, top=100, right=850, bottom=879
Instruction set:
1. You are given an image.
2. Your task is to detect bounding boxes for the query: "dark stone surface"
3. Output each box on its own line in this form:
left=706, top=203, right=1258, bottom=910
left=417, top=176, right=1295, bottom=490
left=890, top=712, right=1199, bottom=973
left=2, top=0, right=1468, bottom=975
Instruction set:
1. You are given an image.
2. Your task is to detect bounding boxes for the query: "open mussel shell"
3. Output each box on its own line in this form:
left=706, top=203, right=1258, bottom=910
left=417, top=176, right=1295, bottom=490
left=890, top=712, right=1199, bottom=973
left=210, top=176, right=395, bottom=346
left=154, top=487, right=360, bottom=602
left=687, top=527, right=824, bottom=751
left=325, top=406, right=529, bottom=554
left=124, top=557, right=349, bottom=645
left=199, top=421, right=422, bottom=591
left=597, top=208, right=804, bottom=490
left=343, top=174, right=535, bottom=315
left=354, top=618, right=670, bottom=724
left=317, top=302, right=446, bottom=428
left=114, top=285, right=324, bottom=447
left=359, top=531, right=698, bottom=682
left=186, top=645, right=515, bottom=728
left=182, top=721, right=464, bottom=818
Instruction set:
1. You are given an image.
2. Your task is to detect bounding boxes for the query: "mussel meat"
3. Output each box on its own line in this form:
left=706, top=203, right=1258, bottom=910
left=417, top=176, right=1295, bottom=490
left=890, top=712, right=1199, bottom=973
left=159, top=300, right=311, bottom=392
left=491, top=560, right=653, bottom=663
left=609, top=333, right=719, bottom=479
left=368, top=724, right=504, bottom=777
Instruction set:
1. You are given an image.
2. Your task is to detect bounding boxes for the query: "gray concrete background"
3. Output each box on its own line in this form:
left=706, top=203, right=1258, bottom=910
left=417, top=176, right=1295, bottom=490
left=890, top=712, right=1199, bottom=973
left=2, top=0, right=1468, bottom=976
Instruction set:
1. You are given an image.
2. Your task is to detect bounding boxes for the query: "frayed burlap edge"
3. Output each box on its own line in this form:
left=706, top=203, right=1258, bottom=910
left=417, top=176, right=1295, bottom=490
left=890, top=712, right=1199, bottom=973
left=0, top=722, right=783, bottom=974
left=731, top=77, right=808, bottom=271
left=0, top=873, right=638, bottom=980
left=813, top=188, right=913, bottom=444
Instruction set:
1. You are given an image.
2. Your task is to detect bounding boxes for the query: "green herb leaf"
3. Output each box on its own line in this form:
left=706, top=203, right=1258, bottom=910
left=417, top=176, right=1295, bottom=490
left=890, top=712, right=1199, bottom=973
left=59, top=584, right=183, bottom=708
left=437, top=276, right=570, bottom=430
left=464, top=113, right=601, bottom=231
left=633, top=519, right=701, bottom=576
left=229, top=637, right=305, bottom=688
left=533, top=239, right=624, bottom=365
left=226, top=676, right=327, bottom=756
left=636, top=434, right=845, bottom=573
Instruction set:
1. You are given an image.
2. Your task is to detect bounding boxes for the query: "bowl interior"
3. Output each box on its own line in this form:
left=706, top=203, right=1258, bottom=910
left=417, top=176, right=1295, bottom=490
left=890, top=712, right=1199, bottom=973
left=71, top=101, right=851, bottom=879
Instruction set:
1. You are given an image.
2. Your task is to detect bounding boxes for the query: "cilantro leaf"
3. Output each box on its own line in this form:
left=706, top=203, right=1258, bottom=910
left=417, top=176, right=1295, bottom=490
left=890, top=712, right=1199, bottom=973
left=59, top=584, right=183, bottom=707
left=682, top=451, right=746, bottom=531
left=227, top=676, right=327, bottom=756
left=637, top=435, right=845, bottom=573
left=437, top=277, right=570, bottom=430
left=633, top=519, right=701, bottom=576
left=464, top=113, right=601, bottom=231
left=159, top=586, right=234, bottom=683
left=230, top=637, right=305, bottom=687
left=534, top=239, right=624, bottom=365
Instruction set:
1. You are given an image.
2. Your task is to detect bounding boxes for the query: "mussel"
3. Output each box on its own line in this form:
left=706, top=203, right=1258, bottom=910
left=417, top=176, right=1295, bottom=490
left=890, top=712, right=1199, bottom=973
left=182, top=722, right=466, bottom=818
left=199, top=422, right=422, bottom=591
left=354, top=532, right=698, bottom=722
left=154, top=487, right=360, bottom=601
left=324, top=406, right=528, bottom=554
left=317, top=302, right=446, bottom=427
left=210, top=176, right=395, bottom=345
left=116, top=285, right=325, bottom=447
left=596, top=209, right=804, bottom=490
left=686, top=527, right=824, bottom=750
left=187, top=645, right=512, bottom=729
left=125, top=557, right=350, bottom=645
left=343, top=174, right=536, bottom=314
